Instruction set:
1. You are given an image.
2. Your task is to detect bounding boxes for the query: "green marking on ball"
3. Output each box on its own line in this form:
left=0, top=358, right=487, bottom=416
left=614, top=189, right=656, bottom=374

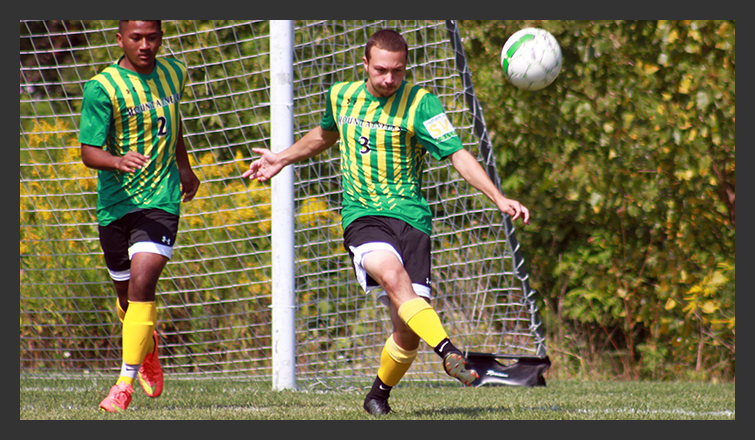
left=503, top=34, right=535, bottom=73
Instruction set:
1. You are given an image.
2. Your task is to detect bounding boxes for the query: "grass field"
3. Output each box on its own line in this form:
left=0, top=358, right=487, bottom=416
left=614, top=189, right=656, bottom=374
left=20, top=376, right=734, bottom=421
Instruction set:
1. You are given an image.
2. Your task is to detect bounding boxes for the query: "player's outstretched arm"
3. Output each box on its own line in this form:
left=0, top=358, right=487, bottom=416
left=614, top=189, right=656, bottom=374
left=449, top=149, right=530, bottom=225
left=242, top=126, right=339, bottom=182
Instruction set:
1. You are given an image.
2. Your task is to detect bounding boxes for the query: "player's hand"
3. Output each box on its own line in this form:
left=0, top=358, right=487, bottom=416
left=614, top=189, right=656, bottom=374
left=116, top=151, right=150, bottom=173
left=242, top=148, right=282, bottom=182
left=500, top=198, right=530, bottom=225
left=180, top=168, right=200, bottom=202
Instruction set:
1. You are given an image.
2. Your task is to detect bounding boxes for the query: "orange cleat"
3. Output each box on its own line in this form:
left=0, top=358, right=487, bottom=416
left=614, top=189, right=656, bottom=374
left=99, top=382, right=134, bottom=412
left=138, top=330, right=164, bottom=398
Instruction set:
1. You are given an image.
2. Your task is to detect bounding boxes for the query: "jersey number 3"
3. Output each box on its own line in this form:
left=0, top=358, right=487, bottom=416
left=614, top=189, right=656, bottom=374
left=358, top=135, right=370, bottom=154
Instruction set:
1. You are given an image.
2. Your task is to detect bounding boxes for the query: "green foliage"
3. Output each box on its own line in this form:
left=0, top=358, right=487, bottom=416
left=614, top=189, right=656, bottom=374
left=460, top=20, right=734, bottom=380
left=20, top=117, right=113, bottom=370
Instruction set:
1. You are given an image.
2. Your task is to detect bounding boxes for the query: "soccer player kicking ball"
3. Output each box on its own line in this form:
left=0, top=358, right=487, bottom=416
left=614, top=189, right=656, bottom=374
left=79, top=20, right=200, bottom=412
left=243, top=29, right=530, bottom=415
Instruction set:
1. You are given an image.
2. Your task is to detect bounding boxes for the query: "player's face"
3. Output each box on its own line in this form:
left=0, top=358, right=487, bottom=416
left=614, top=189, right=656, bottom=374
left=363, top=47, right=407, bottom=98
left=116, top=21, right=163, bottom=75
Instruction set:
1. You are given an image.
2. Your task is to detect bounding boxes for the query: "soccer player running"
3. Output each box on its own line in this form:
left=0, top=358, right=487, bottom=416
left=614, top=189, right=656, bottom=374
left=79, top=20, right=200, bottom=412
left=243, top=29, right=530, bottom=415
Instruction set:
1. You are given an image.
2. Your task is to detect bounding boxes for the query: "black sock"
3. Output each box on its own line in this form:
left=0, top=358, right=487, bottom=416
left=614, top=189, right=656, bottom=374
left=366, top=376, right=391, bottom=401
left=433, top=338, right=461, bottom=359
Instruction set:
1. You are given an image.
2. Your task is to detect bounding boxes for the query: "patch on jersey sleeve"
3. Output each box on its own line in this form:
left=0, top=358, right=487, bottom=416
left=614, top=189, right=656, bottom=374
left=423, top=113, right=457, bottom=142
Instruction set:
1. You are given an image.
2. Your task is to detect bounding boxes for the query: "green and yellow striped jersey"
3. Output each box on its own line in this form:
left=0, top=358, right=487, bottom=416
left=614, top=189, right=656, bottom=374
left=79, top=56, right=188, bottom=226
left=321, top=80, right=463, bottom=235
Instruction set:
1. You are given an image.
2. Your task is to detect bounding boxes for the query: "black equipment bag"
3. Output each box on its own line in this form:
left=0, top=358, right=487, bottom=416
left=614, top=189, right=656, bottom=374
left=465, top=352, right=551, bottom=387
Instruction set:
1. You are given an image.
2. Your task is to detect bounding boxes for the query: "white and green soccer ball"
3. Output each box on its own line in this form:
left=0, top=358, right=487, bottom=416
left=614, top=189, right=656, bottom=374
left=501, top=27, right=562, bottom=91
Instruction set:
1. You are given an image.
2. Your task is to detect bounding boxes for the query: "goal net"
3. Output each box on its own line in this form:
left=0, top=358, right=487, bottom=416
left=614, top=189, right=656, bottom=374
left=20, top=20, right=546, bottom=388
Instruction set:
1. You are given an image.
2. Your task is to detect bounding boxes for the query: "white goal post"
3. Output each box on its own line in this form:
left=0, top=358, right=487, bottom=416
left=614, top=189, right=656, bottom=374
left=270, top=20, right=296, bottom=391
left=20, top=20, right=547, bottom=390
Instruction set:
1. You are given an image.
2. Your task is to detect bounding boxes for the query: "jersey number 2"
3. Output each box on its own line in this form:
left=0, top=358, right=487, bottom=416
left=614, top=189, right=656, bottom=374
left=157, top=116, right=168, bottom=136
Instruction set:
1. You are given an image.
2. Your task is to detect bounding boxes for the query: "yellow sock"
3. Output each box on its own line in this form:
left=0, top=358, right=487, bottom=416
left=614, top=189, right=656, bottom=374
left=121, top=301, right=156, bottom=366
left=116, top=299, right=155, bottom=355
left=397, top=297, right=448, bottom=349
left=377, top=336, right=418, bottom=387
left=142, top=328, right=156, bottom=359
left=115, top=300, right=155, bottom=388
left=116, top=299, right=126, bottom=324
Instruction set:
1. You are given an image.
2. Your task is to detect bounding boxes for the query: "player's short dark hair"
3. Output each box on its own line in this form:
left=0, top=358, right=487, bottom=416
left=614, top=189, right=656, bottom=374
left=118, top=20, right=162, bottom=34
left=365, top=29, right=408, bottom=61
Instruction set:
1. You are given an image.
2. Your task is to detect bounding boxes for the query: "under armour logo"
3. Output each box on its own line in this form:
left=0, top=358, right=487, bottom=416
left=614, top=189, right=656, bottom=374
left=162, top=236, right=171, bottom=245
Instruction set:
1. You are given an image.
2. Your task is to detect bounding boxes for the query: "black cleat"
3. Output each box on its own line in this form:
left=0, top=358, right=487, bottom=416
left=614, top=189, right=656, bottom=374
left=363, top=396, right=392, bottom=415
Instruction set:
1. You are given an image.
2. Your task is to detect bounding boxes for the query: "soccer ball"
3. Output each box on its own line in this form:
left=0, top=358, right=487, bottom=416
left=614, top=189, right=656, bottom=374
left=501, top=27, right=562, bottom=91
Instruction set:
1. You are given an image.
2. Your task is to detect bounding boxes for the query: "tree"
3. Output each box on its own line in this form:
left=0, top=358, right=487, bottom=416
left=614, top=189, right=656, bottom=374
left=460, top=20, right=735, bottom=380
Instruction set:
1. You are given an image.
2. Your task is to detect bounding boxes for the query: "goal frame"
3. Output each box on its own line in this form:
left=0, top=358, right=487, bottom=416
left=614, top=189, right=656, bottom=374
left=20, top=20, right=548, bottom=389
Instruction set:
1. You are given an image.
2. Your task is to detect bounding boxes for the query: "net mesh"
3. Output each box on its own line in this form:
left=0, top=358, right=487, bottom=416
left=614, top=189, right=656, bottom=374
left=20, top=20, right=545, bottom=388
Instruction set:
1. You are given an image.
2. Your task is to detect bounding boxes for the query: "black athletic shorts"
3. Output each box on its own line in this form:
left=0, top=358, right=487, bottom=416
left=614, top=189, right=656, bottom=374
left=343, top=215, right=432, bottom=294
left=98, top=208, right=179, bottom=280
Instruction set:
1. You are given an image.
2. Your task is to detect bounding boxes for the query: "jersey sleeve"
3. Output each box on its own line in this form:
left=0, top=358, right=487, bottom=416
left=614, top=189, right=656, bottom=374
left=78, top=80, right=112, bottom=148
left=413, top=93, right=464, bottom=160
left=320, top=85, right=337, bottom=132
